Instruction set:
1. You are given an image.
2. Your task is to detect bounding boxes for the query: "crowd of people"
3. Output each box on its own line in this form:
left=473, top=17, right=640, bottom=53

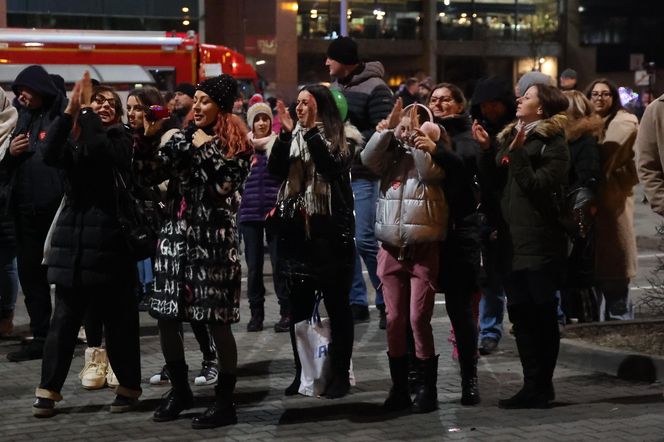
left=0, top=34, right=658, bottom=427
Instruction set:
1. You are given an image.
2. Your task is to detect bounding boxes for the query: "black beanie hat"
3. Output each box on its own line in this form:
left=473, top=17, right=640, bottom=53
left=175, top=82, right=196, bottom=99
left=326, top=37, right=359, bottom=65
left=196, top=74, right=238, bottom=113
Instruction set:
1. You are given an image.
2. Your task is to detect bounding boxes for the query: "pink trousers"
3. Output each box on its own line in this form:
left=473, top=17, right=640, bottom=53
left=377, top=243, right=440, bottom=359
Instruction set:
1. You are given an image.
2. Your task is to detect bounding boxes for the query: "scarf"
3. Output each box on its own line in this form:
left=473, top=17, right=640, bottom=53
left=0, top=89, right=18, bottom=162
left=248, top=132, right=276, bottom=157
left=281, top=123, right=332, bottom=218
left=516, top=119, right=541, bottom=135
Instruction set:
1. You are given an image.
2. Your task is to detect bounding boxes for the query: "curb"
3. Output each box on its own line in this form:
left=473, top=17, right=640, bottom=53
left=558, top=336, right=664, bottom=383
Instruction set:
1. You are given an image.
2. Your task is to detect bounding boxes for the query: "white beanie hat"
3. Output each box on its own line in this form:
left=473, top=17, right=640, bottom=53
left=247, top=102, right=272, bottom=130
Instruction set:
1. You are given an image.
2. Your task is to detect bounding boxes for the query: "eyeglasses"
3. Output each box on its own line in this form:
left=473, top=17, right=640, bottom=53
left=591, top=92, right=612, bottom=100
left=430, top=96, right=455, bottom=104
left=92, top=94, right=116, bottom=107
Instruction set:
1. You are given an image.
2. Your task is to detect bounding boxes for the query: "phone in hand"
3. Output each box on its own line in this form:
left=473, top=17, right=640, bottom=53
left=145, top=105, right=170, bottom=122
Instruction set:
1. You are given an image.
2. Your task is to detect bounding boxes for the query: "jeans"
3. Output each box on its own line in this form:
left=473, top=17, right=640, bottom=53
left=15, top=207, right=58, bottom=339
left=40, top=283, right=141, bottom=396
left=595, top=278, right=634, bottom=321
left=240, top=221, right=289, bottom=315
left=0, top=249, right=18, bottom=315
left=479, top=285, right=505, bottom=341
left=350, top=179, right=383, bottom=307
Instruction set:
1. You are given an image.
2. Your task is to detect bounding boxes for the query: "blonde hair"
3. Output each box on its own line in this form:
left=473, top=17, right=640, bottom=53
left=564, top=90, right=594, bottom=121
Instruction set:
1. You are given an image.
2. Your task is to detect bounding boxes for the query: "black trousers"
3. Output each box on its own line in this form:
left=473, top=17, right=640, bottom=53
left=279, top=234, right=354, bottom=376
left=14, top=207, right=58, bottom=339
left=40, top=283, right=141, bottom=394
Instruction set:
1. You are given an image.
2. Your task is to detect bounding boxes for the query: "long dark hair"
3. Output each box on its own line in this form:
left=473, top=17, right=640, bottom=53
left=127, top=85, right=165, bottom=108
left=584, top=78, right=623, bottom=128
left=300, top=84, right=348, bottom=154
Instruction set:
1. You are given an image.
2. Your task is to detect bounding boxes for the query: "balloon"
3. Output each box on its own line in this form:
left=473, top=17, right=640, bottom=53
left=330, top=89, right=348, bottom=121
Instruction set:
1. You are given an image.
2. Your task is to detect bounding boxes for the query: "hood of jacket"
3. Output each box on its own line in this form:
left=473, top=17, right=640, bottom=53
left=11, top=65, right=60, bottom=103
left=565, top=114, right=603, bottom=143
left=341, top=61, right=385, bottom=87
left=497, top=113, right=567, bottom=145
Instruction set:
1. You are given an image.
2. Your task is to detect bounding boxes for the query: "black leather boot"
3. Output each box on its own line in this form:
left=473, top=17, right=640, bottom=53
left=412, top=355, right=438, bottom=413
left=498, top=305, right=550, bottom=409
left=459, top=356, right=480, bottom=406
left=191, top=374, right=238, bottom=429
left=153, top=360, right=194, bottom=422
left=285, top=323, right=302, bottom=396
left=384, top=354, right=411, bottom=412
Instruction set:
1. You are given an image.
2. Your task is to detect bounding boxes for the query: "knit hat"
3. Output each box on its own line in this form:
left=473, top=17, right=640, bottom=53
left=247, top=102, right=272, bottom=130
left=326, top=37, right=359, bottom=65
left=248, top=93, right=263, bottom=107
left=516, top=71, right=555, bottom=97
left=196, top=74, right=238, bottom=113
left=560, top=68, right=577, bottom=79
left=175, top=82, right=196, bottom=99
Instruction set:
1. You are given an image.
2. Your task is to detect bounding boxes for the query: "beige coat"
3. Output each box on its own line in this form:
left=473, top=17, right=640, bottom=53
left=594, top=109, right=639, bottom=280
left=636, top=93, right=664, bottom=216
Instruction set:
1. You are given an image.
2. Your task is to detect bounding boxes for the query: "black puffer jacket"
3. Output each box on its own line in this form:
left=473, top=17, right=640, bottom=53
left=4, top=65, right=65, bottom=212
left=42, top=109, right=134, bottom=287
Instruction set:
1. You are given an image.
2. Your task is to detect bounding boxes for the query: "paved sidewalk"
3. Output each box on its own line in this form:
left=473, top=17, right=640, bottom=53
left=1, top=284, right=663, bottom=441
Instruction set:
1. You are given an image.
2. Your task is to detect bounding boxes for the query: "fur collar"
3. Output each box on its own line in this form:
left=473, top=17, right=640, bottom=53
left=565, top=114, right=603, bottom=142
left=497, top=113, right=567, bottom=144
left=344, top=122, right=364, bottom=149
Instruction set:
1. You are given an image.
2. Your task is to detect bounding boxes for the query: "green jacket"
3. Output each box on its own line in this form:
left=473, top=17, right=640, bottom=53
left=482, top=114, right=570, bottom=272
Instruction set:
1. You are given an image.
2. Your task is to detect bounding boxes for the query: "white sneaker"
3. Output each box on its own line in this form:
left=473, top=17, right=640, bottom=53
left=106, top=363, right=119, bottom=388
left=194, top=360, right=218, bottom=386
left=149, top=365, right=170, bottom=385
left=79, top=347, right=107, bottom=390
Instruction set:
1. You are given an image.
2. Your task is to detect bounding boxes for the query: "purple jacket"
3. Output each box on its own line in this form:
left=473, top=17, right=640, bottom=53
left=239, top=148, right=282, bottom=223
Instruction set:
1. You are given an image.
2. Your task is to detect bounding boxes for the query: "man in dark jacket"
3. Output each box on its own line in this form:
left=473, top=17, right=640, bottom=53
left=469, top=76, right=516, bottom=356
left=4, top=65, right=65, bottom=361
left=326, top=36, right=393, bottom=326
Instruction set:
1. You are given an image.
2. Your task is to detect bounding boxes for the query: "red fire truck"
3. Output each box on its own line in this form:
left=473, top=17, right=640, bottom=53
left=0, top=28, right=259, bottom=95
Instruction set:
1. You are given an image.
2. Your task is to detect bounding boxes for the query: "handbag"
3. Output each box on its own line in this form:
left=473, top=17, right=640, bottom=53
left=113, top=169, right=158, bottom=261
left=265, top=191, right=308, bottom=237
left=294, top=292, right=356, bottom=397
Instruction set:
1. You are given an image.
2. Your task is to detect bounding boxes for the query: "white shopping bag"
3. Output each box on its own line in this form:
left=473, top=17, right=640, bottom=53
left=295, top=294, right=355, bottom=397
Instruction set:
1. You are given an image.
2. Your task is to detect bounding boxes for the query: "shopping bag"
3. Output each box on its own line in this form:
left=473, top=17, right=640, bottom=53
left=294, top=293, right=355, bottom=397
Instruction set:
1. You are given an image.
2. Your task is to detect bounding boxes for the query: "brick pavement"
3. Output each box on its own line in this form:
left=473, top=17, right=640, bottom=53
left=1, top=280, right=664, bottom=441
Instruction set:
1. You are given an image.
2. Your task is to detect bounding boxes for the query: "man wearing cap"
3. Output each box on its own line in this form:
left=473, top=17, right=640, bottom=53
left=172, top=82, right=196, bottom=129
left=325, top=36, right=393, bottom=326
left=3, top=65, right=66, bottom=361
left=559, top=68, right=578, bottom=91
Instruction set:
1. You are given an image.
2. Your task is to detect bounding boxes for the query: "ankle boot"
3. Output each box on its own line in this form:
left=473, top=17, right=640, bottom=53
left=384, top=354, right=411, bottom=411
left=247, top=307, right=264, bottom=332
left=153, top=360, right=194, bottom=422
left=412, top=355, right=438, bottom=413
left=459, top=356, right=480, bottom=406
left=191, top=374, right=237, bottom=429
left=0, top=310, right=14, bottom=337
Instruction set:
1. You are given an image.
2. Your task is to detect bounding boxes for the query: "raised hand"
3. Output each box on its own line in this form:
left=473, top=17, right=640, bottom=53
left=509, top=124, right=526, bottom=151
left=80, top=71, right=92, bottom=107
left=472, top=119, right=490, bottom=150
left=64, top=80, right=83, bottom=117
left=385, top=97, right=404, bottom=130
left=276, top=100, right=293, bottom=133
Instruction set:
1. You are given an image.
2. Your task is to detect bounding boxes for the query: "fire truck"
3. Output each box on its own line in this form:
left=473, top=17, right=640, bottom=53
left=0, top=28, right=259, bottom=95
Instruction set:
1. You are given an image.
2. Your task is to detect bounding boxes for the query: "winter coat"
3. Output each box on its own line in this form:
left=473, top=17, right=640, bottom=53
left=0, top=89, right=17, bottom=250
left=143, top=124, right=252, bottom=323
left=3, top=65, right=65, bottom=213
left=565, top=114, right=602, bottom=191
left=594, top=110, right=639, bottom=280
left=361, top=130, right=448, bottom=247
left=238, top=133, right=282, bottom=224
left=636, top=93, right=664, bottom=216
left=41, top=109, right=135, bottom=287
left=331, top=61, right=394, bottom=181
left=480, top=114, right=570, bottom=272
left=268, top=125, right=356, bottom=243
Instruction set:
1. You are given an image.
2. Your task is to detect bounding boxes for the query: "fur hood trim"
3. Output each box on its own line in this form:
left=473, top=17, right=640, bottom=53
left=497, top=113, right=567, bottom=144
left=344, top=121, right=364, bottom=149
left=565, top=114, right=603, bottom=142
